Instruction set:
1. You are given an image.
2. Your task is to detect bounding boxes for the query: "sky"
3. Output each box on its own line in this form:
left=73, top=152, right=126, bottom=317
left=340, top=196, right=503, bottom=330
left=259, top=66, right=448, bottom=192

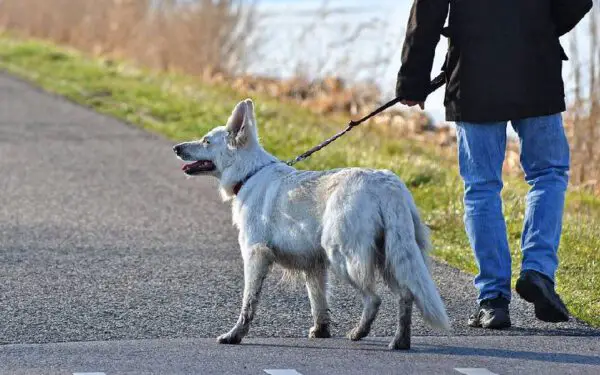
left=247, top=0, right=594, bottom=124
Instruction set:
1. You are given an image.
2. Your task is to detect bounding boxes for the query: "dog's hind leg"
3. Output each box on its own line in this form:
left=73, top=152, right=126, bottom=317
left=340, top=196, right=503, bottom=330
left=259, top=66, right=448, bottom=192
left=217, top=244, right=274, bottom=345
left=322, top=242, right=381, bottom=341
left=321, top=189, right=382, bottom=342
left=346, top=282, right=381, bottom=341
left=389, top=285, right=414, bottom=350
left=305, top=266, right=331, bottom=338
left=327, top=246, right=381, bottom=341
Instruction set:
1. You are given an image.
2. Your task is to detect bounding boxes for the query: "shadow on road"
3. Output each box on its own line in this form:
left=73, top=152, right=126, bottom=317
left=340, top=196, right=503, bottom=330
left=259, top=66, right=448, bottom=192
left=504, top=326, right=600, bottom=336
left=416, top=344, right=600, bottom=365
left=243, top=338, right=600, bottom=366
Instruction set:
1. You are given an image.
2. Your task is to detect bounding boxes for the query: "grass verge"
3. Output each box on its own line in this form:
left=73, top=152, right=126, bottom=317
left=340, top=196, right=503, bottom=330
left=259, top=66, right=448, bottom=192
left=0, top=36, right=598, bottom=326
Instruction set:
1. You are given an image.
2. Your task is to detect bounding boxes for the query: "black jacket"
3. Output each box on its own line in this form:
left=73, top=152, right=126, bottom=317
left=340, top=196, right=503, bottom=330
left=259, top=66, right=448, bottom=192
left=396, top=0, right=593, bottom=123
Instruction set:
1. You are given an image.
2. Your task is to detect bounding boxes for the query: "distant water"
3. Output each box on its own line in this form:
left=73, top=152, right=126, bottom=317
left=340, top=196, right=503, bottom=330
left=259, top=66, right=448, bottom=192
left=249, top=0, right=593, bottom=123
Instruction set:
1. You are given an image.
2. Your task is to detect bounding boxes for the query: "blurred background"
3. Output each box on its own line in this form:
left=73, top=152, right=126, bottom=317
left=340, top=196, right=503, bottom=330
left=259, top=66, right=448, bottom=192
left=0, top=0, right=597, bottom=192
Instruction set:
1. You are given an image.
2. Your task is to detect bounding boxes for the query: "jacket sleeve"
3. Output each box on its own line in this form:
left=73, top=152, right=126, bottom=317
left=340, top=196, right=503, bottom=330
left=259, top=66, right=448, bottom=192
left=396, top=0, right=449, bottom=101
left=552, top=0, right=593, bottom=37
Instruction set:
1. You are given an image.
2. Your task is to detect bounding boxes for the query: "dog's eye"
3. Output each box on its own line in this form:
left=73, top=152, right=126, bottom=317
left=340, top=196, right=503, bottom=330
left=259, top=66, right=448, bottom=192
left=202, top=138, right=210, bottom=145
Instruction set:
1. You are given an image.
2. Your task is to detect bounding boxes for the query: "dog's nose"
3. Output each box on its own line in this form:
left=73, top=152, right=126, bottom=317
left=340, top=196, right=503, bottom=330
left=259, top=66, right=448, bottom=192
left=173, top=145, right=182, bottom=156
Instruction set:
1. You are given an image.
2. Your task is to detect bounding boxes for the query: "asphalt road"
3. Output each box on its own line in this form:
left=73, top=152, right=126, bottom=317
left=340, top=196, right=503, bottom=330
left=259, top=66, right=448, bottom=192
left=1, top=336, right=599, bottom=375
left=0, top=72, right=599, bottom=374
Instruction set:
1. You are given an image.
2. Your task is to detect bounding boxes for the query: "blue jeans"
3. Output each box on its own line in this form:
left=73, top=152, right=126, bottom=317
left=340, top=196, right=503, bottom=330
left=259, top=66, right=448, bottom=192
left=456, top=114, right=570, bottom=303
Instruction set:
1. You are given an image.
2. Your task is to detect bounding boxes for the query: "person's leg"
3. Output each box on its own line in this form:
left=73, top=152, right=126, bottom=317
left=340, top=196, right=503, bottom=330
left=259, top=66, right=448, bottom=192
left=456, top=122, right=512, bottom=303
left=511, top=114, right=570, bottom=322
left=511, top=114, right=569, bottom=280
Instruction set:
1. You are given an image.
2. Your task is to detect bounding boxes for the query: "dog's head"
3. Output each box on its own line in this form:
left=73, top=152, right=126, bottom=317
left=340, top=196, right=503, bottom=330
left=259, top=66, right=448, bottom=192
left=173, top=98, right=260, bottom=178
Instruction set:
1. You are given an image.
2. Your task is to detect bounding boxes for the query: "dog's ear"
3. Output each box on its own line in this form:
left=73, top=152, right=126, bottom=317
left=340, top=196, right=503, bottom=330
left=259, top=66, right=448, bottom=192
left=226, top=99, right=256, bottom=148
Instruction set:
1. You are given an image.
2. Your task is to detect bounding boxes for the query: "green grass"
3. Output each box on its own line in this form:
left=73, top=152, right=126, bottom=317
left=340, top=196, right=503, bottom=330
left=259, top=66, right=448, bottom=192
left=0, top=36, right=598, bottom=326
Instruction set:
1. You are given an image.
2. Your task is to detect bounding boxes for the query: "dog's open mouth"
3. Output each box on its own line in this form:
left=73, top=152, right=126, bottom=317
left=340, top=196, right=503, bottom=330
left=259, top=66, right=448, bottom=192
left=182, top=160, right=216, bottom=175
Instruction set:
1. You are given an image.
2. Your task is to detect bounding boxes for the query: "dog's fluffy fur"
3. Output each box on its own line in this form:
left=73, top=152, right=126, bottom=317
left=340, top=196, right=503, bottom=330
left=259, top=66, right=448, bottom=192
left=173, top=99, right=450, bottom=350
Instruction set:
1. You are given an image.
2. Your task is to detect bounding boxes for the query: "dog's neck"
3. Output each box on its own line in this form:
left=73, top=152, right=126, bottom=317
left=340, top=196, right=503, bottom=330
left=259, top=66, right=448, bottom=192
left=231, top=161, right=279, bottom=196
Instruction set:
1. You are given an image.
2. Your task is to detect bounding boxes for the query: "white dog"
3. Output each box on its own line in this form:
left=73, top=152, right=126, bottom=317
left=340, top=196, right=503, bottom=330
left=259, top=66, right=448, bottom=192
left=173, top=99, right=450, bottom=350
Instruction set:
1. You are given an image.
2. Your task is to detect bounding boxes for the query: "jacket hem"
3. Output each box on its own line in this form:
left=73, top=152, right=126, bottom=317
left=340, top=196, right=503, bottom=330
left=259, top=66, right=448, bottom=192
left=445, top=102, right=566, bottom=123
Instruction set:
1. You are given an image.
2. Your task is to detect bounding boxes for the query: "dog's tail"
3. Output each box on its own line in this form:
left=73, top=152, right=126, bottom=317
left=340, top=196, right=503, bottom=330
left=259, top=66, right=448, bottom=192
left=382, top=190, right=450, bottom=331
left=409, top=194, right=432, bottom=256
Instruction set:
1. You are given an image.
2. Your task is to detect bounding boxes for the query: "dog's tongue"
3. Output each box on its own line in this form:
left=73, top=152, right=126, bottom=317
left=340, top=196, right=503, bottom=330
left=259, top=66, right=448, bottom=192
left=182, top=161, right=203, bottom=171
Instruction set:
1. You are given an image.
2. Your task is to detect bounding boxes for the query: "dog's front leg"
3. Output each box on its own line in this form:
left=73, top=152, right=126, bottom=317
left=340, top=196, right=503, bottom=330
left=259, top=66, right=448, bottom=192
left=217, top=244, right=273, bottom=345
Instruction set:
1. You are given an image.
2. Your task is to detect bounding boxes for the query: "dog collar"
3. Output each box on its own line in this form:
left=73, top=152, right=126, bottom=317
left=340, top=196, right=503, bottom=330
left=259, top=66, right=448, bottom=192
left=232, top=161, right=279, bottom=196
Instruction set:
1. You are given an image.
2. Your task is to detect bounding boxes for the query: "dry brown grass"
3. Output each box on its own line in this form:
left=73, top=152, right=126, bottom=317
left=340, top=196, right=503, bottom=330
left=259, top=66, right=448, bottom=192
left=566, top=7, right=600, bottom=195
left=0, top=0, right=255, bottom=76
left=0, top=0, right=596, bottom=194
left=0, top=0, right=389, bottom=116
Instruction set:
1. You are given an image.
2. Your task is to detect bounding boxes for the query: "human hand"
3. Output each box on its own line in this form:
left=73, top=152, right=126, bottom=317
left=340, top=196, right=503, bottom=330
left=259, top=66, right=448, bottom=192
left=400, top=100, right=425, bottom=110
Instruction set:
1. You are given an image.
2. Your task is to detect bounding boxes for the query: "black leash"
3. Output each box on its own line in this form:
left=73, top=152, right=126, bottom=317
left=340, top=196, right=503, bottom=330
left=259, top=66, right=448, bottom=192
left=286, top=71, right=446, bottom=166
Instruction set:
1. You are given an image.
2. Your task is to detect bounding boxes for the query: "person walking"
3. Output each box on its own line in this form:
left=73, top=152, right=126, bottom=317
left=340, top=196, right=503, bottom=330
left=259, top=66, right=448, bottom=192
left=395, top=0, right=593, bottom=328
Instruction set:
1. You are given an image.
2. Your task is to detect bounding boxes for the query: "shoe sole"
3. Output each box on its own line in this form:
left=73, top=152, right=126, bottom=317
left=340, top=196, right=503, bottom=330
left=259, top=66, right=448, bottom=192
left=516, top=277, right=569, bottom=323
left=468, top=320, right=511, bottom=329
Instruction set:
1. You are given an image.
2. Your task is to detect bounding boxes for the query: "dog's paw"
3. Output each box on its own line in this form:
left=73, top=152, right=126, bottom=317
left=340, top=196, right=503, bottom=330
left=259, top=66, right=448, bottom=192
left=308, top=324, right=331, bottom=339
left=216, top=332, right=242, bottom=345
left=388, top=338, right=410, bottom=350
left=346, top=327, right=369, bottom=341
